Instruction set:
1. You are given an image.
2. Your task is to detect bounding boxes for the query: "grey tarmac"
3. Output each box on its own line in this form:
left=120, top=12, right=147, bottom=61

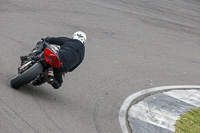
left=0, top=0, right=200, bottom=133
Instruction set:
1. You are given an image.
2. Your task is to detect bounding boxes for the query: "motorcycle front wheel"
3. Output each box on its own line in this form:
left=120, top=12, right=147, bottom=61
left=11, top=63, right=43, bottom=89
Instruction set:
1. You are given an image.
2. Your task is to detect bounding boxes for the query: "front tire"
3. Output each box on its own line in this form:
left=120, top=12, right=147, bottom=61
left=11, top=63, right=43, bottom=89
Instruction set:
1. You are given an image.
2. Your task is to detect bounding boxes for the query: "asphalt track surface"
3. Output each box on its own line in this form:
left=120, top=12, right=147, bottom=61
left=0, top=0, right=200, bottom=133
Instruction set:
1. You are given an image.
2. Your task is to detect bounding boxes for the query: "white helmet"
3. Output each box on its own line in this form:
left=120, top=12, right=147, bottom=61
left=72, top=31, right=87, bottom=45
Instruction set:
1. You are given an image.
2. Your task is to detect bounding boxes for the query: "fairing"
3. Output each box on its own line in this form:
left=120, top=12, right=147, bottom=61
left=43, top=48, right=60, bottom=68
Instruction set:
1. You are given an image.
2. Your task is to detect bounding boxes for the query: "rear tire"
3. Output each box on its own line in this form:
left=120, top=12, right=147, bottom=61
left=11, top=63, right=43, bottom=89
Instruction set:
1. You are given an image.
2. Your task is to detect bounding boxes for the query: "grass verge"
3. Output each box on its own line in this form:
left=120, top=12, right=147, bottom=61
left=174, top=107, right=200, bottom=133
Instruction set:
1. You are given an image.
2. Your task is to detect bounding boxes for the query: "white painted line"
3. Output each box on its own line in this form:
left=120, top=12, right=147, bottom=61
left=164, top=89, right=200, bottom=107
left=128, top=101, right=178, bottom=132
left=119, top=85, right=200, bottom=133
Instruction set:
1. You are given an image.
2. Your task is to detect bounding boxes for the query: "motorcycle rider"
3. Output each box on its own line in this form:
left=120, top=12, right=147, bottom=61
left=20, top=31, right=87, bottom=89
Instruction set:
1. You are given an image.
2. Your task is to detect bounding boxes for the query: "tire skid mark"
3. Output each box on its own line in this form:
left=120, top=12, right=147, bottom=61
left=85, top=0, right=200, bottom=36
left=3, top=108, right=16, bottom=119
left=92, top=99, right=102, bottom=133
left=32, top=96, right=64, bottom=133
left=0, top=98, right=40, bottom=133
left=0, top=112, right=24, bottom=133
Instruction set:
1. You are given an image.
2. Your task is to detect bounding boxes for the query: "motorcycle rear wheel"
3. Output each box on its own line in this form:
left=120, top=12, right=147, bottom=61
left=11, top=63, right=43, bottom=89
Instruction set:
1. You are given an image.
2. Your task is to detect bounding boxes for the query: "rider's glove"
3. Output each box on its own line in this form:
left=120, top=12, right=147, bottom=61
left=41, top=36, right=47, bottom=41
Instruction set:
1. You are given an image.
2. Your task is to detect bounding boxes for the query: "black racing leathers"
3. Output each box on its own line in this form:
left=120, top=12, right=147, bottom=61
left=34, top=37, right=85, bottom=89
left=45, top=37, right=85, bottom=72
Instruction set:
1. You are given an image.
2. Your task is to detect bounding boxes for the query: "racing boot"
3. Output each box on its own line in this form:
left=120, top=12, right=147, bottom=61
left=47, top=76, right=61, bottom=89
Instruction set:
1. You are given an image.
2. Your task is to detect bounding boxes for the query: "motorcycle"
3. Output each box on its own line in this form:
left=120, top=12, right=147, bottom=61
left=11, top=42, right=62, bottom=89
